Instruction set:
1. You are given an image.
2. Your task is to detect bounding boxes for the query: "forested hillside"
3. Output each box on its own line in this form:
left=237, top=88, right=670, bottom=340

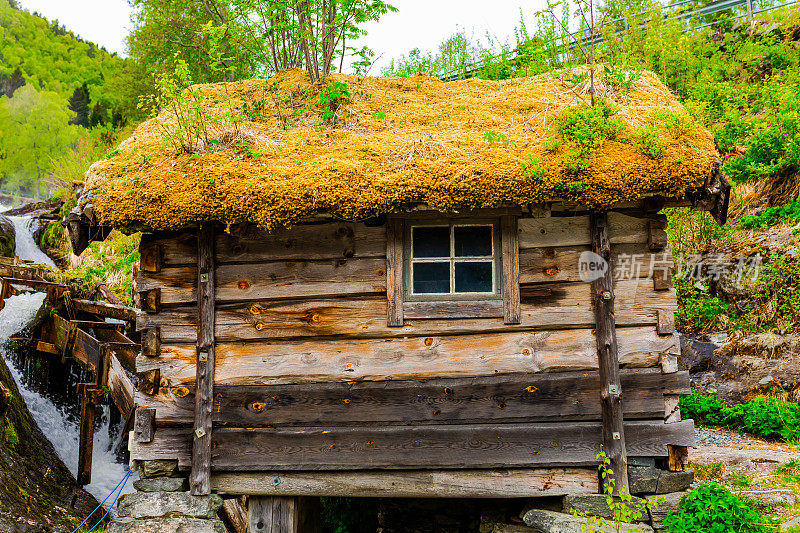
left=0, top=0, right=142, bottom=198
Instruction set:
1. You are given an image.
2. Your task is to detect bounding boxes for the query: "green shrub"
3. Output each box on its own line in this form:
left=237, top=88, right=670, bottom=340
left=744, top=253, right=800, bottom=333
left=628, top=125, right=665, bottom=158
left=663, top=483, right=779, bottom=533
left=738, top=199, right=800, bottom=230
left=674, top=277, right=731, bottom=332
left=554, top=100, right=626, bottom=173
left=318, top=81, right=351, bottom=124
left=679, top=391, right=800, bottom=441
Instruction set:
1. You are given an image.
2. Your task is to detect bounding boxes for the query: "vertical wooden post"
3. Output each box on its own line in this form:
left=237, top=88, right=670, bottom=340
left=0, top=279, right=9, bottom=311
left=501, top=215, right=520, bottom=324
left=77, top=383, right=96, bottom=486
left=590, top=211, right=629, bottom=493
left=191, top=222, right=216, bottom=495
left=248, top=496, right=320, bottom=533
left=386, top=217, right=404, bottom=327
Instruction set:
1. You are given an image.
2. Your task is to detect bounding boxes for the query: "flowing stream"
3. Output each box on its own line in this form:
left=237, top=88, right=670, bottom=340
left=0, top=209, right=136, bottom=506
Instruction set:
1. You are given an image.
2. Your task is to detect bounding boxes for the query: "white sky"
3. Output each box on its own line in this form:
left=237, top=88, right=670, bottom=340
left=16, top=1, right=547, bottom=70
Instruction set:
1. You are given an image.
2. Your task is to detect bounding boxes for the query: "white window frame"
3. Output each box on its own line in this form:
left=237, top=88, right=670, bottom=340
left=404, top=220, right=502, bottom=301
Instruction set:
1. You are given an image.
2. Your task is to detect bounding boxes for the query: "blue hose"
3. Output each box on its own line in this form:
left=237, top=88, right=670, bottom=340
left=71, top=469, right=133, bottom=533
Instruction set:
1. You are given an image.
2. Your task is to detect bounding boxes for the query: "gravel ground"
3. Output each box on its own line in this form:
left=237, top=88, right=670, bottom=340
left=695, top=426, right=774, bottom=447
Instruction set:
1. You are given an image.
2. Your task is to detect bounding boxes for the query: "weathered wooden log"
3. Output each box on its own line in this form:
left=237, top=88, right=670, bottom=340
left=130, top=420, right=696, bottom=471
left=72, top=299, right=137, bottom=321
left=191, top=222, right=215, bottom=496
left=215, top=468, right=599, bottom=498
left=137, top=370, right=691, bottom=427
left=501, top=214, right=521, bottom=324
left=138, top=279, right=677, bottom=343
left=136, top=327, right=679, bottom=387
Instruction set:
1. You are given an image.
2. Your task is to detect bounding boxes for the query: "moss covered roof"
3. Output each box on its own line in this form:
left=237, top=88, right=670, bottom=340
left=83, top=67, right=719, bottom=231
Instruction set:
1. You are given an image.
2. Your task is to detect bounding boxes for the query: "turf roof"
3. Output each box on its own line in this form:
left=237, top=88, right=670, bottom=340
left=83, top=67, right=719, bottom=232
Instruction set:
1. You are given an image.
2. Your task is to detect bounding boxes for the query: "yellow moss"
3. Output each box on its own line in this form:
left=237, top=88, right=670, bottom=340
left=85, top=67, right=718, bottom=231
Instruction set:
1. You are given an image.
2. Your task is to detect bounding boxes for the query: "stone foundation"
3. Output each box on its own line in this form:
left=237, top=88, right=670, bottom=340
left=108, top=461, right=225, bottom=533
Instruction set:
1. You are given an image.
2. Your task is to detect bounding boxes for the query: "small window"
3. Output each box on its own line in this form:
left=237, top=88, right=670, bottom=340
left=406, top=221, right=500, bottom=299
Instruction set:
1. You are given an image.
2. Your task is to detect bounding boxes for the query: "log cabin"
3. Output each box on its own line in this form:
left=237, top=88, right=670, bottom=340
left=68, top=67, right=729, bottom=531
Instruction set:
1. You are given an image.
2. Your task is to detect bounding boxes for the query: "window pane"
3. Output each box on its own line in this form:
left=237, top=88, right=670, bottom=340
left=412, top=226, right=450, bottom=258
left=413, top=262, right=450, bottom=293
left=454, top=226, right=492, bottom=257
left=454, top=261, right=493, bottom=293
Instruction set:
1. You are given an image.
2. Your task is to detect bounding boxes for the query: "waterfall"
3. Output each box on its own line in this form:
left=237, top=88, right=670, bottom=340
left=0, top=211, right=137, bottom=507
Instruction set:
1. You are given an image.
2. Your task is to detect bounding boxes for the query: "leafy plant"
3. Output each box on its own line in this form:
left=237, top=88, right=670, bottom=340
left=318, top=81, right=351, bottom=125
left=574, top=449, right=661, bottom=533
left=138, top=52, right=210, bottom=154
left=555, top=100, right=626, bottom=173
left=603, top=61, right=641, bottom=90
left=679, top=390, right=800, bottom=442
left=521, top=154, right=548, bottom=183
left=674, top=276, right=731, bottom=332
left=663, top=483, right=779, bottom=533
left=738, top=199, right=800, bottom=230
left=483, top=130, right=510, bottom=145
left=628, top=125, right=665, bottom=159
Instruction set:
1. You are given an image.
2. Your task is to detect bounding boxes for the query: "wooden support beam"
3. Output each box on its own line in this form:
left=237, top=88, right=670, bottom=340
left=386, top=217, right=404, bottom=327
left=0, top=278, right=10, bottom=311
left=590, top=212, right=629, bottom=493
left=95, top=282, right=124, bottom=306
left=142, top=328, right=160, bottom=357
left=70, top=320, right=124, bottom=331
left=134, top=407, right=156, bottom=444
left=248, top=496, right=320, bottom=533
left=36, top=341, right=59, bottom=355
left=77, top=383, right=98, bottom=486
left=216, top=468, right=599, bottom=498
left=191, top=222, right=216, bottom=496
left=501, top=214, right=521, bottom=324
left=72, top=299, right=137, bottom=321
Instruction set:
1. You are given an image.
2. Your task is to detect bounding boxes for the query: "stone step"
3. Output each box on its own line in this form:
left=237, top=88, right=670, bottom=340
left=522, top=509, right=654, bottom=533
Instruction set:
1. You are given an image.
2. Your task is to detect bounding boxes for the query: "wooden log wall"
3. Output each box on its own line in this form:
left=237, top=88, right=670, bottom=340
left=131, top=209, right=691, bottom=482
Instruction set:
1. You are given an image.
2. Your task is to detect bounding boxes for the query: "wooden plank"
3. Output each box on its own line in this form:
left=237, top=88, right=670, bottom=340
left=667, top=445, right=688, bottom=472
left=71, top=328, right=102, bottom=373
left=403, top=300, right=503, bottom=319
left=214, top=468, right=599, bottom=498
left=95, top=328, right=139, bottom=372
left=386, top=218, right=404, bottom=327
left=248, top=496, right=319, bottom=533
left=137, top=258, right=387, bottom=306
left=519, top=243, right=672, bottom=285
left=139, top=370, right=689, bottom=427
left=72, top=299, right=138, bottom=321
left=134, top=407, right=156, bottom=443
left=108, top=354, right=135, bottom=415
left=657, top=310, right=675, bottom=335
left=130, top=420, right=696, bottom=471
left=519, top=212, right=653, bottom=248
left=140, top=279, right=677, bottom=343
left=142, top=328, right=161, bottom=357
left=140, top=243, right=164, bottom=273
left=501, top=215, right=521, bottom=324
left=191, top=222, right=216, bottom=496
left=36, top=341, right=59, bottom=355
left=221, top=497, right=249, bottom=533
left=143, top=223, right=387, bottom=267
left=70, top=320, right=123, bottom=330
left=591, top=211, right=628, bottom=492
left=77, top=385, right=96, bottom=485
left=137, top=327, right=679, bottom=387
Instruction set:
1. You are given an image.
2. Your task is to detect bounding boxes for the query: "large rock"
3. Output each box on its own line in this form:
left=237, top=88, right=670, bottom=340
left=655, top=471, right=694, bottom=494
left=563, top=493, right=646, bottom=519
left=628, top=466, right=661, bottom=494
left=0, top=214, right=15, bottom=257
left=108, top=517, right=226, bottom=533
left=117, top=491, right=223, bottom=519
left=138, top=459, right=180, bottom=478
left=522, top=509, right=654, bottom=533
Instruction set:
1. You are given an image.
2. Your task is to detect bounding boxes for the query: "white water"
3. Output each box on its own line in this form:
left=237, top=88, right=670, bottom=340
left=0, top=212, right=136, bottom=507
